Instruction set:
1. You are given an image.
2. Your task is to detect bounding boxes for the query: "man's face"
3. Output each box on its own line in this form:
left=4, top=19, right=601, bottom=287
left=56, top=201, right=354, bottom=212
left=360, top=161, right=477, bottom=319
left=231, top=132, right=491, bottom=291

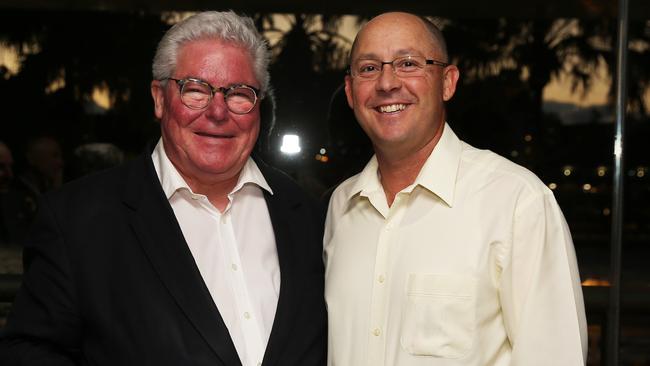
left=345, top=13, right=459, bottom=157
left=28, top=138, right=63, bottom=180
left=0, top=143, right=14, bottom=193
left=151, top=38, right=260, bottom=183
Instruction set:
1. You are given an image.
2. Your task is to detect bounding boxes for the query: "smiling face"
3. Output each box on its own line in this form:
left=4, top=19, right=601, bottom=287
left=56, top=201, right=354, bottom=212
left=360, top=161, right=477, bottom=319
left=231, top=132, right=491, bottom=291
left=345, top=13, right=459, bottom=160
left=151, top=38, right=260, bottom=186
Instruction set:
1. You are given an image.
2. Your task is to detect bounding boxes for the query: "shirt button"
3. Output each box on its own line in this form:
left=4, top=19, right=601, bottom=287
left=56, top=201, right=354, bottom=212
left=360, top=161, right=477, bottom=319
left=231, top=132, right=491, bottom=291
left=378, top=275, right=385, bottom=283
left=231, top=263, right=238, bottom=271
left=372, top=328, right=381, bottom=336
left=244, top=312, right=251, bottom=319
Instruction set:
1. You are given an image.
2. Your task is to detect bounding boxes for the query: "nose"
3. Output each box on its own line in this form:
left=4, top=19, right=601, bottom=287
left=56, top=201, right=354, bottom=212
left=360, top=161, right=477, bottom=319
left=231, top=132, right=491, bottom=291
left=375, top=64, right=402, bottom=92
left=203, top=92, right=229, bottom=121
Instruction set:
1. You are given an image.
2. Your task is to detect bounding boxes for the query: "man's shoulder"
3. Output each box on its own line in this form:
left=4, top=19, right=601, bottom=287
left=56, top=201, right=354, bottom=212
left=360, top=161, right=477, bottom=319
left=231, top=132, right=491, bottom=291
left=325, top=172, right=363, bottom=215
left=254, top=158, right=319, bottom=206
left=458, top=141, right=550, bottom=196
left=332, top=173, right=362, bottom=199
left=47, top=154, right=151, bottom=207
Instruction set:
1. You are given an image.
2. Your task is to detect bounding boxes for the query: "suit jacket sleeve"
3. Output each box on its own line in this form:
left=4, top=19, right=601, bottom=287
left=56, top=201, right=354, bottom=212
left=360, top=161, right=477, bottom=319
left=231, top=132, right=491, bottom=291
left=0, top=196, right=81, bottom=365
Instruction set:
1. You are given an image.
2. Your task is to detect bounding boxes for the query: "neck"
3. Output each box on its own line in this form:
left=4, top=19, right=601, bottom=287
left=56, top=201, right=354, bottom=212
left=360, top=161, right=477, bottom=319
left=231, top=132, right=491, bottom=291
left=375, top=123, right=444, bottom=206
left=181, top=171, right=239, bottom=212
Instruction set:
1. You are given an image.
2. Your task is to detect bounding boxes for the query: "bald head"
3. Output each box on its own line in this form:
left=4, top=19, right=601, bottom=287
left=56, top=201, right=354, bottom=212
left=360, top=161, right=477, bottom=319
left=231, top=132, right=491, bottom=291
left=350, top=12, right=448, bottom=64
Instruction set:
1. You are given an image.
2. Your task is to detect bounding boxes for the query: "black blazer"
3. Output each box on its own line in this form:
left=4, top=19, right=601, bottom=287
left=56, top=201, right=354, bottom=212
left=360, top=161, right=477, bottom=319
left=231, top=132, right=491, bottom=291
left=0, top=153, right=327, bottom=366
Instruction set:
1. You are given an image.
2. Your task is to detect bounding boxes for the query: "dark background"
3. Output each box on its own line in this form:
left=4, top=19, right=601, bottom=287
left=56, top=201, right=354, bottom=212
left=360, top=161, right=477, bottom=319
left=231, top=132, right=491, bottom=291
left=0, top=3, right=648, bottom=365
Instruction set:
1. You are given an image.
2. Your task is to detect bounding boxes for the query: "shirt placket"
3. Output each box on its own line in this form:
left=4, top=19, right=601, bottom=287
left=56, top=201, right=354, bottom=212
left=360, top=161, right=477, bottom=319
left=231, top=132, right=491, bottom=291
left=220, top=211, right=265, bottom=366
left=367, top=192, right=408, bottom=366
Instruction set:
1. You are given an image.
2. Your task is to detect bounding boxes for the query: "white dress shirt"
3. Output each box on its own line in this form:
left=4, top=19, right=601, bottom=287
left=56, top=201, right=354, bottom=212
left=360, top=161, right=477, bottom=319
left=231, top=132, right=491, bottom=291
left=324, top=124, right=587, bottom=366
left=152, top=140, right=279, bottom=366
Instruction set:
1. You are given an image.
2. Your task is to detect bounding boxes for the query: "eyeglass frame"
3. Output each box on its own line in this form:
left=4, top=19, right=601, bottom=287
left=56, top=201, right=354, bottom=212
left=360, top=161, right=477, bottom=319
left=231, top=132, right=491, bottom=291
left=348, top=55, right=450, bottom=80
left=164, top=77, right=261, bottom=114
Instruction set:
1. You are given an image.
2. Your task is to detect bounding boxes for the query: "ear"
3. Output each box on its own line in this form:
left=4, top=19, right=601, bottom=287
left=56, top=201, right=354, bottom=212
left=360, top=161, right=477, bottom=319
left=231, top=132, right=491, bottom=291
left=151, top=80, right=166, bottom=120
left=442, top=65, right=460, bottom=102
left=344, top=75, right=355, bottom=109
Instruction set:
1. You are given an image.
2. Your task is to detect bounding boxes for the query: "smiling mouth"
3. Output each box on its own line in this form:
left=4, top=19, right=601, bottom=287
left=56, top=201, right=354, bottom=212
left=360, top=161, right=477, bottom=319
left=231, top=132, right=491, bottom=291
left=376, top=104, right=407, bottom=113
left=195, top=132, right=233, bottom=139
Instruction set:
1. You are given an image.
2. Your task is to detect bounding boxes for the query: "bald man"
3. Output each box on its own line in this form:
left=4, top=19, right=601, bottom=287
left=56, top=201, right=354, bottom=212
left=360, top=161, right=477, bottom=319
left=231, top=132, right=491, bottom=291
left=324, top=12, right=587, bottom=366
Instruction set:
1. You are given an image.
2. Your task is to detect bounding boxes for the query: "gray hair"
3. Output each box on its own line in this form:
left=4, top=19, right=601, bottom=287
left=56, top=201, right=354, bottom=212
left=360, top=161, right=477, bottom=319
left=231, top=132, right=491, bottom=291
left=152, top=11, right=270, bottom=96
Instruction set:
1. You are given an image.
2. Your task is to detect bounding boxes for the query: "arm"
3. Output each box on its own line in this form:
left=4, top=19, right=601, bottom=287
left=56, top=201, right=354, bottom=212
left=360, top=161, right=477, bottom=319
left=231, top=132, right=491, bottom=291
left=499, top=191, right=588, bottom=365
left=0, top=196, right=81, bottom=365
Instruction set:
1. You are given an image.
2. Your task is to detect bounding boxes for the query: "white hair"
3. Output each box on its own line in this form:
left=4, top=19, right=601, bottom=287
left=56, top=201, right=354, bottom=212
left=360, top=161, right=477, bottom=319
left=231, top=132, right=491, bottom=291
left=152, top=11, right=270, bottom=96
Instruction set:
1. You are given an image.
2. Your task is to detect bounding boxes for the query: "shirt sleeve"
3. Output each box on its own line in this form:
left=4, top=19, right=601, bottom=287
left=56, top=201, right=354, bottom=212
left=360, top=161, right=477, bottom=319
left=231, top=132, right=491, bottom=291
left=499, top=190, right=588, bottom=365
left=0, top=196, right=80, bottom=365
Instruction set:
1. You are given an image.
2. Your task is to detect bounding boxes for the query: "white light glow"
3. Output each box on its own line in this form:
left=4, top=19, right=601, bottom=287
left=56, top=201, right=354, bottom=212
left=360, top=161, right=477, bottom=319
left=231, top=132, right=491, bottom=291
left=280, top=134, right=301, bottom=154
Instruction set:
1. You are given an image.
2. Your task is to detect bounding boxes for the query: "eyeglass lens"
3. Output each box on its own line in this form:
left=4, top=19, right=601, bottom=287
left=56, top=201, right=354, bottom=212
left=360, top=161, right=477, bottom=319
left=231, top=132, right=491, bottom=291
left=352, top=56, right=434, bottom=80
left=180, top=80, right=257, bottom=114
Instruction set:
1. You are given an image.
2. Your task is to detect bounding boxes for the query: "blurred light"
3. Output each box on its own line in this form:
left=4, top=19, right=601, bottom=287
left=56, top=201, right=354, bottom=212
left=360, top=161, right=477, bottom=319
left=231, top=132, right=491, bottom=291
left=628, top=169, right=636, bottom=177
left=315, top=153, right=330, bottom=163
left=280, top=134, right=301, bottom=154
left=510, top=150, right=519, bottom=158
left=562, top=165, right=573, bottom=176
left=45, top=76, right=65, bottom=94
left=582, top=278, right=611, bottom=287
left=637, top=166, right=647, bottom=178
left=548, top=183, right=557, bottom=190
left=319, top=148, right=327, bottom=155
left=524, top=134, right=533, bottom=142
left=582, top=183, right=592, bottom=191
left=603, top=208, right=611, bottom=216
left=597, top=166, right=607, bottom=177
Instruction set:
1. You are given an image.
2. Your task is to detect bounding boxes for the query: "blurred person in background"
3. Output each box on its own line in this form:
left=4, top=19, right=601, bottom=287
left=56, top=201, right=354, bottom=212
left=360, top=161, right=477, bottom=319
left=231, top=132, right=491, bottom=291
left=0, top=141, right=32, bottom=245
left=17, top=136, right=64, bottom=198
left=0, top=141, right=15, bottom=244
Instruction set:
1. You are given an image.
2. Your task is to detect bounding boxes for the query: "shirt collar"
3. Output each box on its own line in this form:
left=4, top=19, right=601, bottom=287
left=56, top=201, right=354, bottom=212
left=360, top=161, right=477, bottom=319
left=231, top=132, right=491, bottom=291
left=412, top=122, right=462, bottom=207
left=346, top=122, right=462, bottom=207
left=152, top=138, right=273, bottom=200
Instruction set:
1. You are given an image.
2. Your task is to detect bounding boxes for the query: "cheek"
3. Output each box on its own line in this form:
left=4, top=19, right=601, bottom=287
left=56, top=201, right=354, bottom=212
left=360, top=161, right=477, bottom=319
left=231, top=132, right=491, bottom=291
left=165, top=104, right=202, bottom=130
left=236, top=111, right=261, bottom=135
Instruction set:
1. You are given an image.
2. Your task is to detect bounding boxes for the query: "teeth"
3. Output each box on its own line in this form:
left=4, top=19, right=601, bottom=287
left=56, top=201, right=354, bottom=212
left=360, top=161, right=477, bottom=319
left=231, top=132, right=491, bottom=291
left=378, top=104, right=406, bottom=113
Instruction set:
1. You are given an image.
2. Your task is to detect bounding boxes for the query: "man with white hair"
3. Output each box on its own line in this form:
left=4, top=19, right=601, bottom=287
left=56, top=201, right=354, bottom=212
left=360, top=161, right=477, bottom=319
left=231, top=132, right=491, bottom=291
left=1, top=11, right=326, bottom=366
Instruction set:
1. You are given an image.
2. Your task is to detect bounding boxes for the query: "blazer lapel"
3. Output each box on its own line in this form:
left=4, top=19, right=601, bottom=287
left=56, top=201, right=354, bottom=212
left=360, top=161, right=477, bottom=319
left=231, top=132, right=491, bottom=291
left=260, top=173, right=302, bottom=366
left=121, top=154, right=241, bottom=366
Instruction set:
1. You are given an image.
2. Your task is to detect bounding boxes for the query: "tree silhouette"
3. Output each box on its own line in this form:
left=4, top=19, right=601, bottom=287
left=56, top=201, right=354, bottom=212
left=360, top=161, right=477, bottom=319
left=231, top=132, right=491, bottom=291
left=0, top=10, right=166, bottom=163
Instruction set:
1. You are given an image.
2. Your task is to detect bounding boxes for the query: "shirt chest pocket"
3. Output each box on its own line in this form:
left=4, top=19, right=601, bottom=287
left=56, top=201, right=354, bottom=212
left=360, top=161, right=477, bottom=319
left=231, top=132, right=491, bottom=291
left=400, top=273, right=477, bottom=358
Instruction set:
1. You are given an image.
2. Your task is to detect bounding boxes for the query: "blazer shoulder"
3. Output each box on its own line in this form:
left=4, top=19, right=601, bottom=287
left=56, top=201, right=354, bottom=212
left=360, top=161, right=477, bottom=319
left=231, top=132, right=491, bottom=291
left=46, top=154, right=151, bottom=208
left=255, top=159, right=325, bottom=220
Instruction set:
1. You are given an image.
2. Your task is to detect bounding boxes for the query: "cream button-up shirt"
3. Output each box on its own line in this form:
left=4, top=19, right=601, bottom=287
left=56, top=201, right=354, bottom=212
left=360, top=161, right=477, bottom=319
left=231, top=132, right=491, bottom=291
left=324, top=124, right=587, bottom=366
left=153, top=140, right=279, bottom=366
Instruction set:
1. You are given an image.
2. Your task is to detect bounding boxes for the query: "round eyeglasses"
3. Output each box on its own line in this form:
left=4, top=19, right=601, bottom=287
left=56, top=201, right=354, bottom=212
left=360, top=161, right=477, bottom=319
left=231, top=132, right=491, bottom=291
left=349, top=55, right=449, bottom=81
left=166, top=78, right=260, bottom=114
